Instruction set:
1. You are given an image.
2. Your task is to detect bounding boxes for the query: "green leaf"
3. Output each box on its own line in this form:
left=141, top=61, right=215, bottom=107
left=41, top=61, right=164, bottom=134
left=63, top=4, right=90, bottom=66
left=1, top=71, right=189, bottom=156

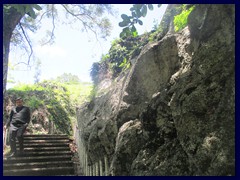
left=131, top=25, right=136, bottom=32
left=119, top=58, right=127, bottom=67
left=126, top=62, right=130, bottom=69
left=130, top=7, right=135, bottom=11
left=138, top=19, right=143, bottom=25
left=123, top=27, right=130, bottom=32
left=121, top=14, right=130, bottom=21
left=136, top=9, right=142, bottom=18
left=12, top=5, right=25, bottom=15
left=133, top=19, right=138, bottom=24
left=174, top=6, right=195, bottom=32
left=132, top=31, right=138, bottom=37
left=141, top=5, right=147, bottom=17
left=25, top=5, right=31, bottom=13
left=119, top=21, right=129, bottom=27
left=135, top=4, right=143, bottom=10
left=120, top=31, right=125, bottom=38
left=120, top=27, right=131, bottom=37
left=132, top=11, right=136, bottom=17
left=32, top=4, right=42, bottom=11
left=28, top=8, right=37, bottom=19
left=148, top=4, right=154, bottom=10
left=4, top=5, right=11, bottom=10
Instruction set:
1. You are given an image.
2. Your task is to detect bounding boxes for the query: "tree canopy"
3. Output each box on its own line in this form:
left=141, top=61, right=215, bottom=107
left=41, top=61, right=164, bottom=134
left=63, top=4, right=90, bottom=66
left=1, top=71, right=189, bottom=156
left=3, top=4, right=115, bottom=96
left=55, top=73, right=81, bottom=84
left=119, top=4, right=161, bottom=38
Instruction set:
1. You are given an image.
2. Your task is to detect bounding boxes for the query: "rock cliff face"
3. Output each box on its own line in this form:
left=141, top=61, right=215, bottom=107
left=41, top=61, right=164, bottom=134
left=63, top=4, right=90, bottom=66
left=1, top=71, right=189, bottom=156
left=76, top=4, right=235, bottom=176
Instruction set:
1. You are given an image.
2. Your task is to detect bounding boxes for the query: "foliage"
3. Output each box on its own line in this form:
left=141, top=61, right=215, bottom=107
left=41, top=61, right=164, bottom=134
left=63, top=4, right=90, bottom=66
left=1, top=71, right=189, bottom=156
left=174, top=5, right=195, bottom=32
left=148, top=26, right=163, bottom=42
left=91, top=4, right=191, bottom=86
left=3, top=4, right=115, bottom=96
left=7, top=73, right=16, bottom=84
left=28, top=96, right=44, bottom=109
left=90, top=62, right=101, bottom=84
left=119, top=4, right=161, bottom=38
left=54, top=73, right=81, bottom=84
left=4, top=4, right=42, bottom=19
left=90, top=38, right=130, bottom=81
left=90, top=32, right=152, bottom=84
left=4, top=4, right=42, bottom=50
left=6, top=80, right=92, bottom=135
left=109, top=41, right=128, bottom=74
left=100, top=53, right=110, bottom=62
left=64, top=82, right=93, bottom=104
left=152, top=19, right=159, bottom=31
left=119, top=58, right=131, bottom=71
left=61, top=4, right=115, bottom=39
left=147, top=4, right=185, bottom=42
left=34, top=59, right=41, bottom=84
left=5, top=4, right=115, bottom=47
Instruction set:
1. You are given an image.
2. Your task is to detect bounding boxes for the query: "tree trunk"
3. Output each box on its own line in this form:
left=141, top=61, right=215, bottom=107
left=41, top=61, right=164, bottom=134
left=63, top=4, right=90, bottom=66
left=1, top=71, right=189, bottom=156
left=3, top=7, right=24, bottom=97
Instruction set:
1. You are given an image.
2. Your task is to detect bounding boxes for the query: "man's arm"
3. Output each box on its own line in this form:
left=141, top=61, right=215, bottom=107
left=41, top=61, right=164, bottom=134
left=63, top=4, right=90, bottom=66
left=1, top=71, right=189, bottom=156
left=25, top=107, right=31, bottom=124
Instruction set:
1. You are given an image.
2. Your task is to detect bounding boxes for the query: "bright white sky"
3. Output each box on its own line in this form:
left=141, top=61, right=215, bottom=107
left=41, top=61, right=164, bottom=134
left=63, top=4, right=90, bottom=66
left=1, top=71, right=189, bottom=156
left=7, top=4, right=168, bottom=89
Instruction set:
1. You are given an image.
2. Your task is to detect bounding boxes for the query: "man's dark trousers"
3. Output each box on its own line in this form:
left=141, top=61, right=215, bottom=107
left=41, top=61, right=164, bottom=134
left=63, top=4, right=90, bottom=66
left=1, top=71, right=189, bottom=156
left=9, top=124, right=26, bottom=153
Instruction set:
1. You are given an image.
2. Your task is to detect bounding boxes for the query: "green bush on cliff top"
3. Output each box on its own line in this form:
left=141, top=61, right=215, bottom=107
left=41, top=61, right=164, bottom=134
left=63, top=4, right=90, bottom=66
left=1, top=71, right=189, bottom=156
left=6, top=81, right=92, bottom=135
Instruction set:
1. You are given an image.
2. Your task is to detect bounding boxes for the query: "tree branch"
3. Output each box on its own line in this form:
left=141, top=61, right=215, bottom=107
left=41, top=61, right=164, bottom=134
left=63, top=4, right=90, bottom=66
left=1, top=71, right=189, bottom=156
left=36, top=10, right=50, bottom=24
left=61, top=4, right=99, bottom=41
left=19, top=22, right=33, bottom=66
left=13, top=61, right=32, bottom=69
left=42, top=4, right=55, bottom=45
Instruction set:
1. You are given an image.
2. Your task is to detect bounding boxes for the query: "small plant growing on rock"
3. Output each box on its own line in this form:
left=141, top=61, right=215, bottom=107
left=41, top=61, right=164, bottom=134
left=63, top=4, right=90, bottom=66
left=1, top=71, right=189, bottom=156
left=174, top=5, right=195, bottom=32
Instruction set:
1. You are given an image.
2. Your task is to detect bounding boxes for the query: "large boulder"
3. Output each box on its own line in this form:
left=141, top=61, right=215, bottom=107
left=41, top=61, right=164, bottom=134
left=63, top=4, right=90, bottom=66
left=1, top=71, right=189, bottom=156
left=76, top=4, right=235, bottom=176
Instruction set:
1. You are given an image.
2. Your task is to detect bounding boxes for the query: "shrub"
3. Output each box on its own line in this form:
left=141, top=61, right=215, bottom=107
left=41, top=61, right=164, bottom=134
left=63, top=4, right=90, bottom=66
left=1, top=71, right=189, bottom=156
left=174, top=6, right=195, bottom=32
left=27, top=96, right=44, bottom=110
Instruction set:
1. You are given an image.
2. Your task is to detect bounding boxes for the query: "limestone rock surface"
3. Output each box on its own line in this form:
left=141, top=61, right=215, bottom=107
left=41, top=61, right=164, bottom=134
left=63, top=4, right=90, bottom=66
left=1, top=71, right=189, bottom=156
left=76, top=4, right=235, bottom=176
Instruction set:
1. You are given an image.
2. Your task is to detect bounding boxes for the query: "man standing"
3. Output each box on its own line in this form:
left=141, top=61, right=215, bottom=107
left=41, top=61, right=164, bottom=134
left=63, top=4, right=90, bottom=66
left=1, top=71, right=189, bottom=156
left=5, top=97, right=31, bottom=157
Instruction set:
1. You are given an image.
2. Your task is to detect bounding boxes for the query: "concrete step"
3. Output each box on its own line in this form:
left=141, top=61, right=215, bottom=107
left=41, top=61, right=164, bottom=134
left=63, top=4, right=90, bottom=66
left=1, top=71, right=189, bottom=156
left=3, top=166, right=74, bottom=176
left=3, top=155, right=72, bottom=164
left=19, top=139, right=70, bottom=143
left=24, top=146, right=70, bottom=152
left=3, top=134, right=76, bottom=176
left=23, top=136, right=68, bottom=140
left=16, top=142, right=69, bottom=148
left=11, top=150, right=72, bottom=157
left=24, top=134, right=68, bottom=138
left=4, top=160, right=73, bottom=170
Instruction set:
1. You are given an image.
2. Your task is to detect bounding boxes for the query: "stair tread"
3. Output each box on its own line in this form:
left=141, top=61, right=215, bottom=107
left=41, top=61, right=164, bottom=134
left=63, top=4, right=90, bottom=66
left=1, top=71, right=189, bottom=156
left=10, top=151, right=72, bottom=157
left=24, top=136, right=68, bottom=140
left=19, top=139, right=70, bottom=143
left=22, top=150, right=71, bottom=154
left=24, top=146, right=70, bottom=151
left=4, top=162, right=74, bottom=170
left=3, top=134, right=75, bottom=176
left=4, top=166, right=74, bottom=171
left=17, top=142, right=70, bottom=147
left=24, top=134, right=68, bottom=137
left=4, top=154, right=72, bottom=162
left=3, top=166, right=74, bottom=176
left=4, top=160, right=73, bottom=166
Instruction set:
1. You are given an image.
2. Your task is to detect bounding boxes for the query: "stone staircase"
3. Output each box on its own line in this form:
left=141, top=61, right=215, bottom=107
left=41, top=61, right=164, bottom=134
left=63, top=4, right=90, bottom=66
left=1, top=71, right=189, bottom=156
left=3, top=134, right=75, bottom=176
